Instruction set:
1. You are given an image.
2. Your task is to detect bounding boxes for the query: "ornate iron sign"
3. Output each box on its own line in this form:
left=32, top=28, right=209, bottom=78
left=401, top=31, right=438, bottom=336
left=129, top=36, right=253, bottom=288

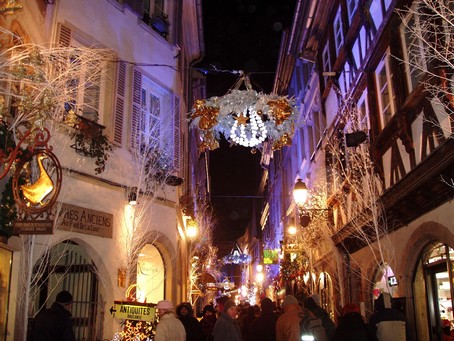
left=12, top=128, right=62, bottom=234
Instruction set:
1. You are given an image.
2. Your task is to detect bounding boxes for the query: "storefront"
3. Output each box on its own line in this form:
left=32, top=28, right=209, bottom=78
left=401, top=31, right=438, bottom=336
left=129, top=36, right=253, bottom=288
left=0, top=245, right=12, bottom=341
left=413, top=242, right=454, bottom=340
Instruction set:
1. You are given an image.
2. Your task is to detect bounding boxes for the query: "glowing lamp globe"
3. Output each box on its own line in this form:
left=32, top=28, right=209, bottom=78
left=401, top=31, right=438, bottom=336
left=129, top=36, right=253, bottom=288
left=293, top=180, right=308, bottom=206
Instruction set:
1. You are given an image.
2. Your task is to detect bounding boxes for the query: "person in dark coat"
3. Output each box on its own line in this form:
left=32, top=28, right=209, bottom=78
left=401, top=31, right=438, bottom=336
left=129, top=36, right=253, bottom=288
left=215, top=296, right=229, bottom=318
left=241, top=305, right=257, bottom=341
left=368, top=292, right=406, bottom=341
left=176, top=302, right=204, bottom=341
left=32, top=290, right=76, bottom=341
left=303, top=294, right=336, bottom=339
left=200, top=304, right=217, bottom=341
left=332, top=303, right=376, bottom=341
left=212, top=299, right=241, bottom=341
left=249, top=297, right=278, bottom=341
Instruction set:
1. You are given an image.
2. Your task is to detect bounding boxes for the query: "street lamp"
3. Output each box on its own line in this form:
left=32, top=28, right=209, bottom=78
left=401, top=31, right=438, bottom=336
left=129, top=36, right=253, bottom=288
left=186, top=219, right=198, bottom=239
left=287, top=225, right=298, bottom=235
left=293, top=179, right=309, bottom=206
left=292, top=180, right=330, bottom=227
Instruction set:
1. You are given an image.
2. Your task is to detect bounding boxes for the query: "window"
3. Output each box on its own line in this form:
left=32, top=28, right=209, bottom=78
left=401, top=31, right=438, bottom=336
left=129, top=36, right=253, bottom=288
left=66, top=51, right=102, bottom=122
left=142, top=0, right=169, bottom=38
left=322, top=43, right=332, bottom=87
left=57, top=24, right=114, bottom=126
left=352, top=25, right=368, bottom=70
left=366, top=0, right=392, bottom=36
left=137, top=244, right=165, bottom=304
left=374, top=50, right=396, bottom=129
left=307, top=125, right=315, bottom=160
left=357, top=91, right=370, bottom=132
left=338, top=60, right=354, bottom=95
left=140, top=86, right=161, bottom=145
left=313, top=111, right=325, bottom=147
left=131, top=70, right=180, bottom=173
left=0, top=247, right=12, bottom=340
left=144, top=0, right=164, bottom=17
left=400, top=7, right=426, bottom=93
left=31, top=241, right=101, bottom=340
left=333, top=7, right=344, bottom=55
left=346, top=0, right=357, bottom=23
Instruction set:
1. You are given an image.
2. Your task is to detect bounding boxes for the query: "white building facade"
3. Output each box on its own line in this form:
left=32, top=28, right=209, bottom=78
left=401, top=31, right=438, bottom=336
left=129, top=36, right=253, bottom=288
left=0, top=0, right=205, bottom=340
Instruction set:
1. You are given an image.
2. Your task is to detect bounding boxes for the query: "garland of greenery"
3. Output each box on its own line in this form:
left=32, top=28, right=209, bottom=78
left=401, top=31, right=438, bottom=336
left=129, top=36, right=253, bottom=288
left=0, top=177, right=17, bottom=238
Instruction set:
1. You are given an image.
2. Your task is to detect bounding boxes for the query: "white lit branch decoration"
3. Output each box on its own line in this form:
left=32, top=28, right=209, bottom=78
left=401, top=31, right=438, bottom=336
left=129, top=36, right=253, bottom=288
left=189, top=73, right=298, bottom=152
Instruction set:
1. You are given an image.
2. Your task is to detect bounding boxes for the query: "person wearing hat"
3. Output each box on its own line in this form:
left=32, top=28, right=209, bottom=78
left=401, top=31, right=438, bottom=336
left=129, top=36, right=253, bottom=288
left=369, top=292, right=406, bottom=341
left=275, top=295, right=303, bottom=341
left=176, top=301, right=204, bottom=341
left=304, top=294, right=336, bottom=339
left=212, top=299, right=241, bottom=341
left=331, top=303, right=375, bottom=341
left=200, top=304, right=217, bottom=341
left=31, top=290, right=76, bottom=341
left=154, top=300, right=186, bottom=341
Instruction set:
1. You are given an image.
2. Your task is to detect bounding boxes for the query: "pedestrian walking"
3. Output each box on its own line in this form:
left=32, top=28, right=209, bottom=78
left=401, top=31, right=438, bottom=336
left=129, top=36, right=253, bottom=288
left=154, top=300, right=186, bottom=341
left=200, top=304, right=217, bottom=341
left=176, top=302, right=204, bottom=341
left=212, top=299, right=241, bottom=341
left=332, top=303, right=376, bottom=341
left=249, top=297, right=277, bottom=341
left=276, top=295, right=302, bottom=341
left=368, top=292, right=406, bottom=341
left=32, top=290, right=76, bottom=341
left=241, top=305, right=257, bottom=341
left=303, top=294, right=336, bottom=339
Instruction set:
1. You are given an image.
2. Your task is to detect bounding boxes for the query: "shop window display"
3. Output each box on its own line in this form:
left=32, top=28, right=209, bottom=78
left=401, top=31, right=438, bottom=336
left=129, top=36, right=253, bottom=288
left=0, top=247, right=12, bottom=340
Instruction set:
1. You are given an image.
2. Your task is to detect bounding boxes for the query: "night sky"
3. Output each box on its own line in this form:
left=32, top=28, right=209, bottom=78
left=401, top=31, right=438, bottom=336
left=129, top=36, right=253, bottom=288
left=201, top=0, right=296, bottom=257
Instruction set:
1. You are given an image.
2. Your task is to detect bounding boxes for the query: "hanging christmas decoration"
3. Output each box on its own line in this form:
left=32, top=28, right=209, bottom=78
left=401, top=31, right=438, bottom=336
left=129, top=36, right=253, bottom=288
left=223, top=243, right=251, bottom=265
left=189, top=73, right=298, bottom=152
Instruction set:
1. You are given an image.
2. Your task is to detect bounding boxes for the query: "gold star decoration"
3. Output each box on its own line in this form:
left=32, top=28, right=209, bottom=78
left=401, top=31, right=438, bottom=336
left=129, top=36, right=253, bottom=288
left=234, top=112, right=248, bottom=126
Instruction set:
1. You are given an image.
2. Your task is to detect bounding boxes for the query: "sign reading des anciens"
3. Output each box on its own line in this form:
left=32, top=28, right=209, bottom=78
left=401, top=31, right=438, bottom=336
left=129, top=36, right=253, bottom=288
left=59, top=203, right=113, bottom=238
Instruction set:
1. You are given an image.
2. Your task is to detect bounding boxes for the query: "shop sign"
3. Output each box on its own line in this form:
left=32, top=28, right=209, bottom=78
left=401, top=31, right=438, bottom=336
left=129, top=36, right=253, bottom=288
left=110, top=301, right=156, bottom=322
left=388, top=276, right=398, bottom=287
left=58, top=203, right=113, bottom=238
left=263, top=249, right=279, bottom=264
left=13, top=220, right=54, bottom=235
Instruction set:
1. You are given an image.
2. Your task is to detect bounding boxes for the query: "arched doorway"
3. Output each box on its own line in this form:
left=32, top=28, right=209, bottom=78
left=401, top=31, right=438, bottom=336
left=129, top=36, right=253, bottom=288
left=136, top=243, right=165, bottom=304
left=317, top=271, right=334, bottom=320
left=31, top=240, right=102, bottom=340
left=372, top=263, right=399, bottom=300
left=414, top=242, right=454, bottom=341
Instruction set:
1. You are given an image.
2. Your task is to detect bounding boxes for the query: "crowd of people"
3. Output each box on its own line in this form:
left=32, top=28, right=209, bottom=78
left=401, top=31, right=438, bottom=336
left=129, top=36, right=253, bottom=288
left=30, top=289, right=407, bottom=341
left=153, top=291, right=407, bottom=341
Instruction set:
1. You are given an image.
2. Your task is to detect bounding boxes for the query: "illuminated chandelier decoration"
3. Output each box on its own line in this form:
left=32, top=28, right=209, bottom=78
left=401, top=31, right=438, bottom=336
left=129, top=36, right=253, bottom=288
left=223, top=243, right=251, bottom=265
left=189, top=72, right=298, bottom=152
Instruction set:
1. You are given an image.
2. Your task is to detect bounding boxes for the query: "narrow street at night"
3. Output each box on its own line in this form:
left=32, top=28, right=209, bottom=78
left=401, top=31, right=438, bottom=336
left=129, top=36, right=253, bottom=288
left=1, top=1, right=454, bottom=341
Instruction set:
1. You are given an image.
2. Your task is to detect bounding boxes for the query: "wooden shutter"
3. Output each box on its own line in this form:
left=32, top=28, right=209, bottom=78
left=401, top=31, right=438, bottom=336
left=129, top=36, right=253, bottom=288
left=113, top=61, right=126, bottom=146
left=57, top=23, right=72, bottom=47
left=131, top=68, right=142, bottom=150
left=173, top=95, right=180, bottom=172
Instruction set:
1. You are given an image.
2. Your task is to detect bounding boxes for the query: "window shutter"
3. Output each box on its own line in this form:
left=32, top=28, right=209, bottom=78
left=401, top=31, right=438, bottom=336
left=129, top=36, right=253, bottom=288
left=113, top=61, right=126, bottom=146
left=57, top=23, right=72, bottom=47
left=131, top=68, right=142, bottom=150
left=173, top=95, right=180, bottom=172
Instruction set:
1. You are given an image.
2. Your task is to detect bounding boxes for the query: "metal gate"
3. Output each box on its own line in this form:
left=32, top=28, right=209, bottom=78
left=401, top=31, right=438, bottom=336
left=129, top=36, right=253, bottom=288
left=32, top=240, right=104, bottom=340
